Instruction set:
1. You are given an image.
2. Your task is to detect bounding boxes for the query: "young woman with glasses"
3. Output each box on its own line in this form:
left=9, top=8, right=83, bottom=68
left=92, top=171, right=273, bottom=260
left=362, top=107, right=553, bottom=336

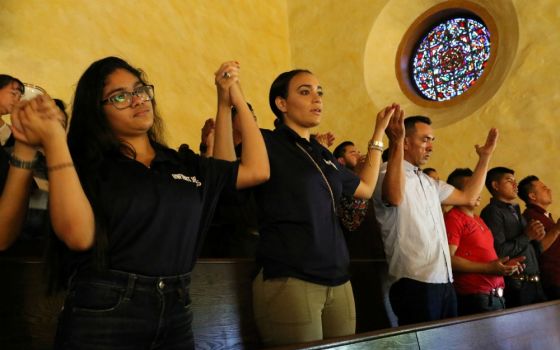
left=251, top=69, right=402, bottom=346
left=10, top=56, right=268, bottom=349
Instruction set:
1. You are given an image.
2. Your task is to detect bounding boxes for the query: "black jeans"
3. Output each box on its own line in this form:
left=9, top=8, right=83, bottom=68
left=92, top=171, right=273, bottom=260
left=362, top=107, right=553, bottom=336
left=389, top=278, right=457, bottom=326
left=457, top=293, right=505, bottom=316
left=504, top=278, right=547, bottom=308
left=55, top=269, right=194, bottom=350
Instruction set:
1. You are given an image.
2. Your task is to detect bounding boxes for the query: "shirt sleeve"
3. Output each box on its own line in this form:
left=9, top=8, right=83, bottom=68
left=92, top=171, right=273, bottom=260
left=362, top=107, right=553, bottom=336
left=338, top=165, right=360, bottom=197
left=480, top=205, right=531, bottom=258
left=0, top=123, right=12, bottom=146
left=436, top=179, right=455, bottom=203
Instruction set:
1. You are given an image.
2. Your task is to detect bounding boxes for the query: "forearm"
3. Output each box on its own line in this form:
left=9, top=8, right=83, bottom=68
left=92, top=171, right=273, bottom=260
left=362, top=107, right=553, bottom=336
left=541, top=227, right=560, bottom=251
left=43, top=136, right=95, bottom=251
left=452, top=255, right=495, bottom=274
left=355, top=131, right=384, bottom=199
left=236, top=104, right=269, bottom=189
left=461, top=154, right=491, bottom=204
left=0, top=144, right=35, bottom=250
left=213, top=100, right=236, bottom=161
left=382, top=140, right=404, bottom=205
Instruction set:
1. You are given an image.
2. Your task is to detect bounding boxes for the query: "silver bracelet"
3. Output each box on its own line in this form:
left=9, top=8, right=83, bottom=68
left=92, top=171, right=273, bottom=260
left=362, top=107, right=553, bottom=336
left=368, top=139, right=384, bottom=153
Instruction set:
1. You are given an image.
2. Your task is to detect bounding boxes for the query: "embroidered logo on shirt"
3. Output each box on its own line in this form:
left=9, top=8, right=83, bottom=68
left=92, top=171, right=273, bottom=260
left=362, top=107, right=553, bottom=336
left=323, top=159, right=339, bottom=170
left=171, top=174, right=202, bottom=187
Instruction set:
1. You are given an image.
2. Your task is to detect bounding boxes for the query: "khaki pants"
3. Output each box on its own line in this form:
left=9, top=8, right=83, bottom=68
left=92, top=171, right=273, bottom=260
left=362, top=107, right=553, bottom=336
left=252, top=271, right=356, bottom=347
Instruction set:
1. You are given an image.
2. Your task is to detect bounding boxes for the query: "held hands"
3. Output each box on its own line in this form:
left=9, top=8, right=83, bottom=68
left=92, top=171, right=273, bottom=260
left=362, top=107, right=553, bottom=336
left=475, top=128, right=499, bottom=158
left=383, top=103, right=405, bottom=143
left=525, top=219, right=546, bottom=241
left=215, top=61, right=241, bottom=106
left=494, top=256, right=526, bottom=276
left=11, top=94, right=66, bottom=148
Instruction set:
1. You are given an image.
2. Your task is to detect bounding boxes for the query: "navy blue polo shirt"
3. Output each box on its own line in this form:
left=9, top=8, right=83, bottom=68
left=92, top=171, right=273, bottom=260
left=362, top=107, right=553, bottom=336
left=255, top=125, right=360, bottom=286
left=70, top=143, right=238, bottom=276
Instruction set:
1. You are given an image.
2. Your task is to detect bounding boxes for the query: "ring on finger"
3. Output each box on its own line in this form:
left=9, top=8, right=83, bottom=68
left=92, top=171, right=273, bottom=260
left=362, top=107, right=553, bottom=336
left=223, top=71, right=231, bottom=79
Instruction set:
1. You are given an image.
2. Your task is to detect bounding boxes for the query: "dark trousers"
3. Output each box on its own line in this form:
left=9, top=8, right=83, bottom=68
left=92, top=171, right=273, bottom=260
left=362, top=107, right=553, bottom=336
left=543, top=284, right=560, bottom=300
left=389, top=278, right=457, bottom=326
left=55, top=269, right=194, bottom=350
left=504, top=278, right=547, bottom=308
left=457, top=293, right=505, bottom=316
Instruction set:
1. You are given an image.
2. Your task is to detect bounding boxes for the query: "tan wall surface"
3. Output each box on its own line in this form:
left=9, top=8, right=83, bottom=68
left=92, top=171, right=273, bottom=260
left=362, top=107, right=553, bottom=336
left=0, top=0, right=291, bottom=148
left=2, top=0, right=559, bottom=213
left=288, top=0, right=560, bottom=214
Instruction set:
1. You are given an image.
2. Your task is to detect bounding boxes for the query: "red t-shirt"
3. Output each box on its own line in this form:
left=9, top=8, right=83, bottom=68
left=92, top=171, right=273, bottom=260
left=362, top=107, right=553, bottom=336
left=523, top=204, right=560, bottom=287
left=445, top=207, right=505, bottom=295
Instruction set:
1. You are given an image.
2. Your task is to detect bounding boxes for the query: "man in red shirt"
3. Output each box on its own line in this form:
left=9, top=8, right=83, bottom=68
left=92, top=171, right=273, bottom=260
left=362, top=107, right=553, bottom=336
left=444, top=168, right=525, bottom=315
left=518, top=176, right=560, bottom=299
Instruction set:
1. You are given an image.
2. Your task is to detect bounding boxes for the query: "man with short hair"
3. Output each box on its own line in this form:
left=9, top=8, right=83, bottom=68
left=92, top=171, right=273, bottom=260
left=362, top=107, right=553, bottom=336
left=445, top=168, right=524, bottom=315
left=333, top=141, right=369, bottom=232
left=423, top=167, right=440, bottom=181
left=518, top=175, right=560, bottom=299
left=374, top=113, right=498, bottom=325
left=333, top=141, right=361, bottom=171
left=0, top=75, right=25, bottom=147
left=480, top=168, right=547, bottom=307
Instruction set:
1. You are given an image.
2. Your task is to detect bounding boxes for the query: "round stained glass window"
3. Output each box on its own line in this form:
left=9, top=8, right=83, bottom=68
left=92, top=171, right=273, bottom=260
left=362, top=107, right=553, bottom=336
left=411, top=17, right=491, bottom=101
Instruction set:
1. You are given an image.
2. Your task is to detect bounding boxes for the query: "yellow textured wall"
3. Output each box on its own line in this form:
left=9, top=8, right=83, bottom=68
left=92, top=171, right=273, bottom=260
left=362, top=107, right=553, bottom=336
left=2, top=0, right=559, bottom=213
left=288, top=0, right=560, bottom=214
left=0, top=0, right=290, bottom=148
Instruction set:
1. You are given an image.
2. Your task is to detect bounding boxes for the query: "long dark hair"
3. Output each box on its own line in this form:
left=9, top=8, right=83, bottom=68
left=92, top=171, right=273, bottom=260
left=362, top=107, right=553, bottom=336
left=269, top=69, right=311, bottom=127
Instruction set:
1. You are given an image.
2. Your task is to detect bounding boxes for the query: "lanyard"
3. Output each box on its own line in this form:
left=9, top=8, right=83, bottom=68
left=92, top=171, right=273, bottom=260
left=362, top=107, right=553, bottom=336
left=296, top=143, right=337, bottom=214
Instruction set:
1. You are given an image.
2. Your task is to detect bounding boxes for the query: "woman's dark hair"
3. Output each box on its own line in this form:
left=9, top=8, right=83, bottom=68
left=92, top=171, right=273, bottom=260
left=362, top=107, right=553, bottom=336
left=67, top=56, right=165, bottom=169
left=268, top=69, right=311, bottom=125
left=0, top=74, right=24, bottom=94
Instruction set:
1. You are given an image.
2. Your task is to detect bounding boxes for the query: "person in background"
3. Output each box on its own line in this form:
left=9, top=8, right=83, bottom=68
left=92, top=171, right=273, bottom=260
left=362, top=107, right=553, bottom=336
left=423, top=167, right=440, bottom=181
left=0, top=75, right=37, bottom=250
left=333, top=140, right=369, bottom=231
left=0, top=74, right=25, bottom=148
left=480, top=167, right=547, bottom=307
left=518, top=175, right=560, bottom=299
left=197, top=103, right=260, bottom=258
left=444, top=168, right=524, bottom=315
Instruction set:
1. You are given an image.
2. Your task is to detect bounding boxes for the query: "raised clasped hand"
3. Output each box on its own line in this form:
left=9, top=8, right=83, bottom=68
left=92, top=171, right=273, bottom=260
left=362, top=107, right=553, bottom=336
left=383, top=103, right=404, bottom=143
left=214, top=61, right=241, bottom=105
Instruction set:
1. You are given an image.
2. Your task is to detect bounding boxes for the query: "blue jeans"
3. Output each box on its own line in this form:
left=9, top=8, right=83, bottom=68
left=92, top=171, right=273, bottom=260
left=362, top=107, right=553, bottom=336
left=54, top=269, right=194, bottom=350
left=389, top=278, right=457, bottom=326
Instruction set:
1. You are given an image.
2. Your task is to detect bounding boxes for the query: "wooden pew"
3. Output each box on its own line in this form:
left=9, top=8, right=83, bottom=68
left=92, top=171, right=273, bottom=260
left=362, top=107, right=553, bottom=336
left=270, top=300, right=560, bottom=350
left=5, top=255, right=557, bottom=350
left=0, top=257, right=391, bottom=349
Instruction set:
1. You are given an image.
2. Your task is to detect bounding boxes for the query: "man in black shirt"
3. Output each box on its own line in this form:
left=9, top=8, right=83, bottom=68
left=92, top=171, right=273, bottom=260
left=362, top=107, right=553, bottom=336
left=480, top=167, right=547, bottom=307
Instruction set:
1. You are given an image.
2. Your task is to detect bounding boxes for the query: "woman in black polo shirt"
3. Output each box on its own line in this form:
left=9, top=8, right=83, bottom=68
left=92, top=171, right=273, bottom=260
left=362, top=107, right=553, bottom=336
left=11, top=57, right=268, bottom=349
left=252, top=69, right=401, bottom=346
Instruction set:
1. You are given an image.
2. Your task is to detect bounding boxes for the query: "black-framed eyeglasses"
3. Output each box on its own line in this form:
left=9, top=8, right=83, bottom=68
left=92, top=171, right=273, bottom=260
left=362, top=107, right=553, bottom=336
left=102, top=85, right=155, bottom=110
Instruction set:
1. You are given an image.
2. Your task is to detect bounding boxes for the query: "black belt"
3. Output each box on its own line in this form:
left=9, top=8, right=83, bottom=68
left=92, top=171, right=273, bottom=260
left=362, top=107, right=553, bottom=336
left=509, top=274, right=540, bottom=283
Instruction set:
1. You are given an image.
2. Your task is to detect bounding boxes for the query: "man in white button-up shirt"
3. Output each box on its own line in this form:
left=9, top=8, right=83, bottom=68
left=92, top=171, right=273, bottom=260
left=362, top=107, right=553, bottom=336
left=373, top=115, right=498, bottom=326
